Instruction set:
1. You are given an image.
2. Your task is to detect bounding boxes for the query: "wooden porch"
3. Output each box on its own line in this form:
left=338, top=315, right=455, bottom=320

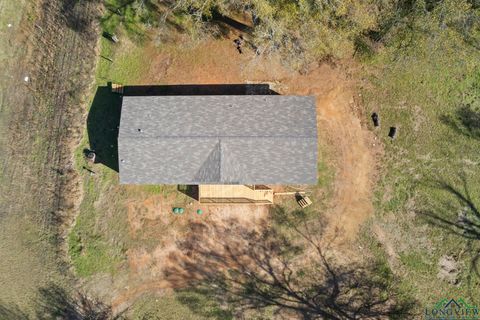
left=198, top=185, right=274, bottom=204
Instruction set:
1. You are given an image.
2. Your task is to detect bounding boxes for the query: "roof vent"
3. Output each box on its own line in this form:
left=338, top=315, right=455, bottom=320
left=137, top=128, right=142, bottom=133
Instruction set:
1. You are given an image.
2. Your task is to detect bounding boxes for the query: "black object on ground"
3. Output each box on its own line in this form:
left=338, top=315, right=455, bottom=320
left=82, top=166, right=96, bottom=175
left=234, top=36, right=244, bottom=54
left=102, top=31, right=119, bottom=43
left=388, top=127, right=397, bottom=139
left=371, top=112, right=380, bottom=127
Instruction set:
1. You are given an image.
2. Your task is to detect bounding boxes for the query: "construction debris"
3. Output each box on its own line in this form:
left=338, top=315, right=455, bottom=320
left=103, top=31, right=119, bottom=43
left=233, top=35, right=244, bottom=54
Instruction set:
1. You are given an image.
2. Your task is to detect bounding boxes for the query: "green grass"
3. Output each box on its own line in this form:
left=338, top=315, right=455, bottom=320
left=100, top=0, right=161, bottom=39
left=69, top=19, right=161, bottom=275
left=317, top=137, right=335, bottom=190
left=359, top=226, right=417, bottom=305
left=399, top=252, right=432, bottom=274
left=68, top=229, right=123, bottom=277
left=142, top=184, right=177, bottom=195
left=0, top=0, right=76, bottom=316
left=362, top=14, right=480, bottom=310
left=97, top=39, right=152, bottom=84
left=68, top=175, right=127, bottom=277
left=129, top=291, right=232, bottom=320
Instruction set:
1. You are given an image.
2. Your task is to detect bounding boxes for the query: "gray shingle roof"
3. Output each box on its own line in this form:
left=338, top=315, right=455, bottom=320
left=118, top=96, right=317, bottom=184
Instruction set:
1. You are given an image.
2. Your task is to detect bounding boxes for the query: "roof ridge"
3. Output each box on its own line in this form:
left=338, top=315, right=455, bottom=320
left=119, top=135, right=317, bottom=139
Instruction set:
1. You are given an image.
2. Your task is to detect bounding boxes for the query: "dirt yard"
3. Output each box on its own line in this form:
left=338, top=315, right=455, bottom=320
left=145, top=37, right=377, bottom=245
left=96, top=34, right=378, bottom=314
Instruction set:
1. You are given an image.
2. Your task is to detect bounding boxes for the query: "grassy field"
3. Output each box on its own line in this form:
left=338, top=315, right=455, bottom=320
left=360, top=15, right=480, bottom=309
left=129, top=291, right=234, bottom=320
left=0, top=0, right=105, bottom=317
left=0, top=1, right=66, bottom=316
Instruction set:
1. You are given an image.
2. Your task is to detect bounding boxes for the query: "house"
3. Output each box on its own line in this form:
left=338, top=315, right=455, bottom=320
left=118, top=95, right=318, bottom=204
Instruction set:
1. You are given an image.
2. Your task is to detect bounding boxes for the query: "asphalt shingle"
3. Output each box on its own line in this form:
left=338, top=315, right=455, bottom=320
left=118, top=95, right=317, bottom=184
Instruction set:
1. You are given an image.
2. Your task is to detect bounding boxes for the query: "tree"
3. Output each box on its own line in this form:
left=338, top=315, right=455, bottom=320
left=168, top=0, right=382, bottom=65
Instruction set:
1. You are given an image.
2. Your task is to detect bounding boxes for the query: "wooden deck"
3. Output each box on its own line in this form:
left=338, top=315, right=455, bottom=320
left=198, top=185, right=274, bottom=204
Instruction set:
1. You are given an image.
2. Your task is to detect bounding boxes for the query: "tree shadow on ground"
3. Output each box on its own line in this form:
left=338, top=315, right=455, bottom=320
left=163, top=3, right=253, bottom=39
left=87, top=83, right=278, bottom=172
left=99, top=1, right=251, bottom=43
left=440, top=104, right=480, bottom=140
left=56, top=0, right=99, bottom=41
left=419, top=176, right=480, bottom=291
left=35, top=284, right=114, bottom=320
left=163, top=206, right=414, bottom=319
left=0, top=283, right=116, bottom=320
left=211, top=10, right=252, bottom=34
left=0, top=304, right=29, bottom=320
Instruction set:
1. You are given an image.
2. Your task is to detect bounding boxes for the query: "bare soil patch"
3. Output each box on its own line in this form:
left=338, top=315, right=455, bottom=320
left=111, top=200, right=269, bottom=312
